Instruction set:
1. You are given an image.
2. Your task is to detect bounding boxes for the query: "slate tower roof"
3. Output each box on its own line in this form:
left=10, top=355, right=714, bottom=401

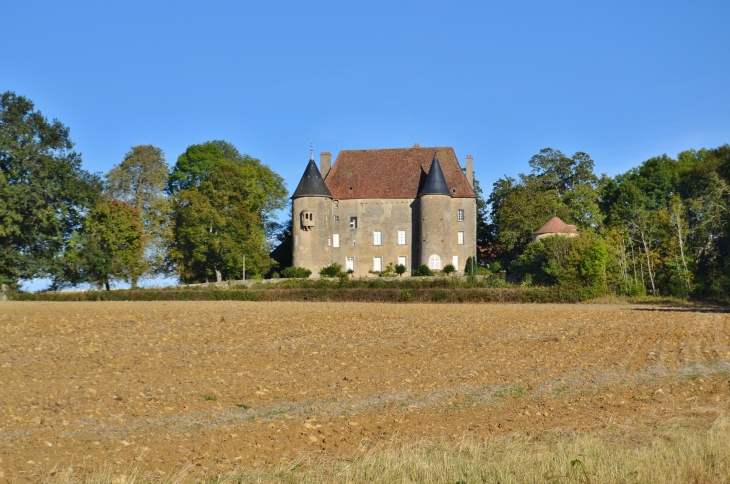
left=418, top=155, right=451, bottom=197
left=291, top=157, right=333, bottom=199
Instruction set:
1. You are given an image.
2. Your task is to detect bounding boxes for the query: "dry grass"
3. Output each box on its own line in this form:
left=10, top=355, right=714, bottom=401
left=44, top=416, right=730, bottom=484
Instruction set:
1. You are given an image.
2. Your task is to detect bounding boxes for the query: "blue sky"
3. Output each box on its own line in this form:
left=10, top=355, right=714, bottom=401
left=4, top=0, right=730, bottom=287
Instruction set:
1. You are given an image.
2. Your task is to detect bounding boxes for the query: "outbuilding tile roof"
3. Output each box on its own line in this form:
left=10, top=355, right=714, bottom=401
left=324, top=147, right=476, bottom=199
left=533, top=217, right=578, bottom=235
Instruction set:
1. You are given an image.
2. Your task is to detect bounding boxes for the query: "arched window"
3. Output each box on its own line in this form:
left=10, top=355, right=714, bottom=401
left=428, top=254, right=441, bottom=270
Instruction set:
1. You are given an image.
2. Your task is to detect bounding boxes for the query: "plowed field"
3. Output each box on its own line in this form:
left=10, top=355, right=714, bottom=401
left=0, top=301, right=729, bottom=482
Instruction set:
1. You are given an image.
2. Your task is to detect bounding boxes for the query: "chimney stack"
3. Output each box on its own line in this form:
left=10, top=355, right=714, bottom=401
left=466, top=155, right=473, bottom=187
left=320, top=151, right=332, bottom=179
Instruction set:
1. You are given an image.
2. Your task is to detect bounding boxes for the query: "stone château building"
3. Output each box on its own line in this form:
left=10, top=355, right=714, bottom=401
left=291, top=145, right=477, bottom=276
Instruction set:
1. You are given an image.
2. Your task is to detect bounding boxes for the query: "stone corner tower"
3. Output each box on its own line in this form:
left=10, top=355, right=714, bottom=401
left=418, top=154, right=452, bottom=270
left=291, top=153, right=333, bottom=276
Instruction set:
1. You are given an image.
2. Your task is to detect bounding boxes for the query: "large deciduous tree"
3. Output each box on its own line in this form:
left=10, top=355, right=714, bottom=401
left=486, top=148, right=600, bottom=267
left=0, top=91, right=101, bottom=287
left=167, top=141, right=287, bottom=283
left=105, top=145, right=170, bottom=286
left=55, top=199, right=145, bottom=290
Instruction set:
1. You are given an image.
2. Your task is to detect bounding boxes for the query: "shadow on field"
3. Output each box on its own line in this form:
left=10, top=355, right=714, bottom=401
left=629, top=306, right=730, bottom=314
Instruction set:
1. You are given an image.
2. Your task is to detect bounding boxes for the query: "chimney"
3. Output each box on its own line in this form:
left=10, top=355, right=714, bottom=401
left=320, top=151, right=332, bottom=178
left=413, top=142, right=420, bottom=148
left=466, top=155, right=474, bottom=187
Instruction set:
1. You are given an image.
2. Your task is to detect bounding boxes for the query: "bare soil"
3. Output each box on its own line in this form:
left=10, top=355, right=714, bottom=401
left=0, top=301, right=729, bottom=482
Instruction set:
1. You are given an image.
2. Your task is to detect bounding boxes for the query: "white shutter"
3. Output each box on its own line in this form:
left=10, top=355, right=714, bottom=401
left=458, top=231, right=464, bottom=245
left=373, top=257, right=382, bottom=272
left=398, top=256, right=407, bottom=267
left=333, top=234, right=339, bottom=247
left=346, top=257, right=355, bottom=271
left=452, top=256, right=459, bottom=270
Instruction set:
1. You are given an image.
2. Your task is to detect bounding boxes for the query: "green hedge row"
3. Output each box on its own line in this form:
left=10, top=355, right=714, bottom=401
left=12, top=286, right=592, bottom=303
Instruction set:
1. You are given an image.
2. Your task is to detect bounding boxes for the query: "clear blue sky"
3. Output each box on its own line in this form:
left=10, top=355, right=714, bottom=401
left=4, top=0, right=730, bottom=287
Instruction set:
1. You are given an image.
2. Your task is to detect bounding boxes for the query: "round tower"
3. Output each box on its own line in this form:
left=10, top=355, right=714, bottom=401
left=419, top=154, right=452, bottom=271
left=291, top=152, right=333, bottom=276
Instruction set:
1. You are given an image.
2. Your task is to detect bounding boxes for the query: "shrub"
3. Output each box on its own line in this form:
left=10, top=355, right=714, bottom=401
left=414, top=265, right=434, bottom=276
left=464, top=256, right=478, bottom=276
left=379, top=262, right=397, bottom=277
left=282, top=266, right=312, bottom=279
left=490, top=261, right=502, bottom=273
left=271, top=272, right=280, bottom=279
left=443, top=264, right=455, bottom=275
left=395, top=264, right=406, bottom=276
left=320, top=263, right=346, bottom=278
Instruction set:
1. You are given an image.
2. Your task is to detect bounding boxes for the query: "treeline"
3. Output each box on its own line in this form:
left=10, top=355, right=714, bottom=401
left=480, top=146, right=730, bottom=301
left=0, top=92, right=286, bottom=290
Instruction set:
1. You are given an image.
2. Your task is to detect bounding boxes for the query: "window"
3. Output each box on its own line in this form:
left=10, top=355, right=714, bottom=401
left=294, top=235, right=299, bottom=246
left=334, top=201, right=339, bottom=208
left=458, top=231, right=464, bottom=245
left=398, top=256, right=407, bottom=268
left=457, top=209, right=464, bottom=221
left=452, top=256, right=459, bottom=270
left=349, top=217, right=357, bottom=229
left=373, top=231, right=382, bottom=245
left=334, top=215, right=339, bottom=222
left=373, top=257, right=382, bottom=272
left=428, top=254, right=441, bottom=270
left=346, top=257, right=355, bottom=271
left=398, top=230, right=406, bottom=245
left=333, top=234, right=339, bottom=248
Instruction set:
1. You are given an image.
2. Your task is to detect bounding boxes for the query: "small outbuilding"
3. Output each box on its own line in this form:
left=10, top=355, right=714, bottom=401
left=532, top=217, right=578, bottom=242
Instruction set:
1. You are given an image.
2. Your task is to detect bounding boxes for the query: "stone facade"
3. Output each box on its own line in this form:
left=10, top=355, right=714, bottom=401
left=291, top=146, right=477, bottom=277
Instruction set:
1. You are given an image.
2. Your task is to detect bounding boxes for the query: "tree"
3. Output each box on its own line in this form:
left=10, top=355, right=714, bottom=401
left=0, top=91, right=102, bottom=287
left=105, top=145, right=170, bottom=287
left=486, top=148, right=601, bottom=269
left=57, top=199, right=145, bottom=290
left=395, top=264, right=406, bottom=276
left=168, top=153, right=287, bottom=283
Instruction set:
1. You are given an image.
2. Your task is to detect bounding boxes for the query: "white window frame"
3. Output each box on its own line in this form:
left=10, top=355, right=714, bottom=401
left=397, top=230, right=406, bottom=245
left=373, top=231, right=382, bottom=246
left=333, top=234, right=339, bottom=247
left=349, top=217, right=357, bottom=229
left=398, top=256, right=407, bottom=268
left=452, top=256, right=459, bottom=270
left=346, top=257, right=355, bottom=271
left=458, top=231, right=464, bottom=245
left=428, top=254, right=441, bottom=270
left=373, top=257, right=382, bottom=272
left=457, top=209, right=464, bottom=222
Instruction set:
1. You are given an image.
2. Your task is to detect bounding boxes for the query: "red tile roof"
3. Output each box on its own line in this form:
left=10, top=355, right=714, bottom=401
left=324, top=147, right=476, bottom=199
left=533, top=217, right=578, bottom=235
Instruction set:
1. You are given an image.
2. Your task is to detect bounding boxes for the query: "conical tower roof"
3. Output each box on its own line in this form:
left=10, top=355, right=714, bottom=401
left=291, top=158, right=333, bottom=199
left=418, top=154, right=451, bottom=197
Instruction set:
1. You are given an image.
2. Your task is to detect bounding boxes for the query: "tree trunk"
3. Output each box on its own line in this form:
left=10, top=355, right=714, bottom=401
left=639, top=230, right=656, bottom=294
left=131, top=276, right=138, bottom=290
left=105, top=281, right=111, bottom=291
left=215, top=269, right=222, bottom=283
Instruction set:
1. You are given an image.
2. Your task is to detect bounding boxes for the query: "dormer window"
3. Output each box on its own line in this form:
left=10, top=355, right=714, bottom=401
left=300, top=211, right=315, bottom=230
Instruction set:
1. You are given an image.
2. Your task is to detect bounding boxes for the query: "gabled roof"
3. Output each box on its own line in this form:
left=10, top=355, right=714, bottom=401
left=533, top=217, right=578, bottom=235
left=291, top=159, right=332, bottom=199
left=418, top=155, right=450, bottom=196
left=324, top=146, right=476, bottom=199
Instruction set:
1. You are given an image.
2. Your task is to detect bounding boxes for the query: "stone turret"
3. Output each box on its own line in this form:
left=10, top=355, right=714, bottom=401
left=291, top=154, right=333, bottom=276
left=418, top=154, right=452, bottom=271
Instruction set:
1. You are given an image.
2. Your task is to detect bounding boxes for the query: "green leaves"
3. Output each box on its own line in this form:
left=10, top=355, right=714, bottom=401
left=0, top=91, right=101, bottom=285
left=167, top=143, right=287, bottom=283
